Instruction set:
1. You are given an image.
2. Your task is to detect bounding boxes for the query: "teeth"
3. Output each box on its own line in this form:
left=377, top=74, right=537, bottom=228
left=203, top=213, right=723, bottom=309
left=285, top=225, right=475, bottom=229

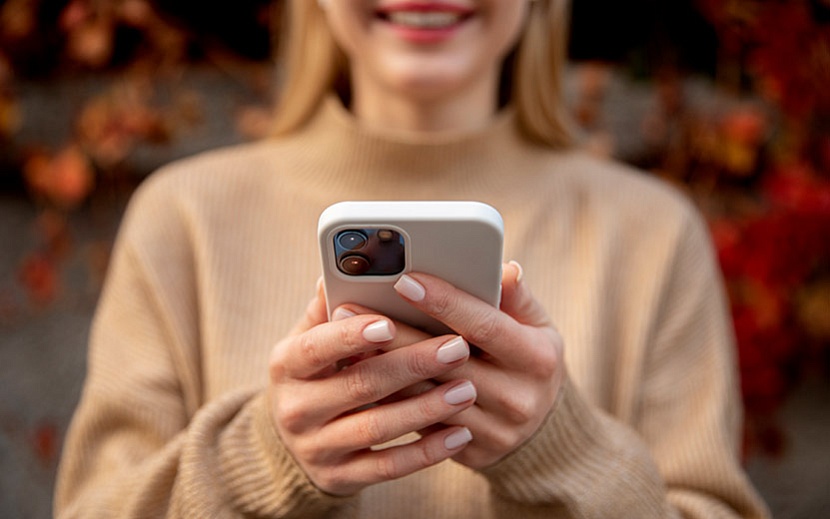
left=387, top=11, right=462, bottom=29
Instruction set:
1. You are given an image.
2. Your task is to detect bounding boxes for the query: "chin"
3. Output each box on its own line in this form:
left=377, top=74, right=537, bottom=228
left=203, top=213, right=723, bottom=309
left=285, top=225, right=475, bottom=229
left=382, top=61, right=476, bottom=101
left=393, top=77, right=462, bottom=101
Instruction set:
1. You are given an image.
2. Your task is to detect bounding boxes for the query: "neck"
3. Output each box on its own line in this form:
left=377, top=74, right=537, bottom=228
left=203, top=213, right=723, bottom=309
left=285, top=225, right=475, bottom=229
left=349, top=73, right=499, bottom=134
left=279, top=95, right=531, bottom=198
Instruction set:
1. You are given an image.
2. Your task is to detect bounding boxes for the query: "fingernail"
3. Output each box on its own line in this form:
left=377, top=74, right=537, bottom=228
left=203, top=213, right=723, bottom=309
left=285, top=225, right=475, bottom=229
left=332, top=307, right=356, bottom=321
left=363, top=320, right=394, bottom=343
left=509, top=260, right=524, bottom=284
left=444, top=381, right=476, bottom=405
left=436, top=336, right=469, bottom=364
left=394, top=274, right=426, bottom=302
left=444, top=427, right=473, bottom=450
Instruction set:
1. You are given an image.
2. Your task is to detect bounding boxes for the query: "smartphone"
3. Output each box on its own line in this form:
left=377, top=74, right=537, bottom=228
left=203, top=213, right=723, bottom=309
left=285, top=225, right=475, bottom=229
left=318, top=201, right=504, bottom=335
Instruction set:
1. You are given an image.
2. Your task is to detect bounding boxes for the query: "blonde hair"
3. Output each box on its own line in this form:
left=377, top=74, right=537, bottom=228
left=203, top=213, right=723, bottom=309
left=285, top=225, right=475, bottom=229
left=272, top=0, right=574, bottom=148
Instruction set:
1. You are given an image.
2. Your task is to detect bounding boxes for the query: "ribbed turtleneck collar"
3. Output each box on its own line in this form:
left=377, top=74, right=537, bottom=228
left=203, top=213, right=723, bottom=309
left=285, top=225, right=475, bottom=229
left=269, top=96, right=553, bottom=199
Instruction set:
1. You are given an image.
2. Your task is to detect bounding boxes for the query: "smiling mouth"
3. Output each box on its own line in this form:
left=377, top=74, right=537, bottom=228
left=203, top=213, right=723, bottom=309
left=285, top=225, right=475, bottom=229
left=376, top=7, right=474, bottom=30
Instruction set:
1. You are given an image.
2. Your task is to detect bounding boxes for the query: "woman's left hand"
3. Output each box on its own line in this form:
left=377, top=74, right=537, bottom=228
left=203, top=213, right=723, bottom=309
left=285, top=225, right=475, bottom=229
left=391, top=261, right=566, bottom=469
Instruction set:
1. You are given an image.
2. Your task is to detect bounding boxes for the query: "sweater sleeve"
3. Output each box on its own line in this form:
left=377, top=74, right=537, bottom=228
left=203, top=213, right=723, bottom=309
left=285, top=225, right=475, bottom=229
left=480, top=207, right=770, bottom=519
left=54, top=178, right=354, bottom=518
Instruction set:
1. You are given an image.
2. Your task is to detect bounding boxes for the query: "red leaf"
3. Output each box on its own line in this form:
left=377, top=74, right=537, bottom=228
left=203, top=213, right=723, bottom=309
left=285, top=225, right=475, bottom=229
left=30, top=422, right=59, bottom=466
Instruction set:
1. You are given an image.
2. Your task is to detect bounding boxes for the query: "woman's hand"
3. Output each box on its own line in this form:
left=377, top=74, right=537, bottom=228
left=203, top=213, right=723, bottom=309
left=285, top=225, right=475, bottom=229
left=392, top=262, right=566, bottom=469
left=267, top=283, right=477, bottom=496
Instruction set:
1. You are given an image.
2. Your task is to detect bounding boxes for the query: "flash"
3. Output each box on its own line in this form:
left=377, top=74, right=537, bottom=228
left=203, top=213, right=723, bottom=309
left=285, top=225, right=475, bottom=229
left=377, top=229, right=394, bottom=242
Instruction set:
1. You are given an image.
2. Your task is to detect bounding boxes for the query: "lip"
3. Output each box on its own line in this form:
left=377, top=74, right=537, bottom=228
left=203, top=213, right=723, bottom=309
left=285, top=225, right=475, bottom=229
left=375, top=2, right=476, bottom=44
left=376, top=2, right=475, bottom=15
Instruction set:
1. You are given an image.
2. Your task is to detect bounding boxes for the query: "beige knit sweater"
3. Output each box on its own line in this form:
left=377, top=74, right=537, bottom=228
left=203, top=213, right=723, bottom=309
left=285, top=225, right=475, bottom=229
left=55, top=98, right=770, bottom=518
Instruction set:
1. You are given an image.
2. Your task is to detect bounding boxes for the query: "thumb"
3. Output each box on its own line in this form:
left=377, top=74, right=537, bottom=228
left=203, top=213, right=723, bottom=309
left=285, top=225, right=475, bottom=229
left=290, top=277, right=328, bottom=335
left=500, top=261, right=551, bottom=328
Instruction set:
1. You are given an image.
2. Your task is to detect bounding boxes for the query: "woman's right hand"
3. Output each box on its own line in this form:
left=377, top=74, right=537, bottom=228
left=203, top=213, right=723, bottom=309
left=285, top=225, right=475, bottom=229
left=267, top=286, right=476, bottom=496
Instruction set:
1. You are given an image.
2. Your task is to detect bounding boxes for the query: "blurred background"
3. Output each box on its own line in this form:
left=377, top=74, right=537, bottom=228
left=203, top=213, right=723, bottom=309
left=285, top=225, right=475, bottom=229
left=0, top=0, right=828, bottom=517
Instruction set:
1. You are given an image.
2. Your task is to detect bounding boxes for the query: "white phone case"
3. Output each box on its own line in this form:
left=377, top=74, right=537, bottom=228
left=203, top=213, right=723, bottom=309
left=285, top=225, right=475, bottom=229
left=318, top=201, right=504, bottom=335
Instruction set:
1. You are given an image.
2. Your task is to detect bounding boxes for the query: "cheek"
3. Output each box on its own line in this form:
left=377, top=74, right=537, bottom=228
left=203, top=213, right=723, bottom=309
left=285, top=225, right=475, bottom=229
left=324, top=5, right=372, bottom=60
left=485, top=5, right=528, bottom=58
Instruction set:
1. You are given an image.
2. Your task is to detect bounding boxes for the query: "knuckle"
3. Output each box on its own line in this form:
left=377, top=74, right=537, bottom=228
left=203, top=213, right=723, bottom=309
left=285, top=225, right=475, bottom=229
left=533, top=349, right=559, bottom=379
left=345, top=364, right=379, bottom=403
left=297, top=333, right=326, bottom=371
left=404, top=350, right=436, bottom=379
left=466, top=312, right=503, bottom=346
left=314, top=467, right=349, bottom=495
left=268, top=358, right=285, bottom=384
left=273, top=398, right=309, bottom=435
left=427, top=287, right=454, bottom=317
left=488, top=426, right=521, bottom=455
left=497, top=391, right=535, bottom=425
left=290, top=438, right=319, bottom=464
left=338, top=320, right=358, bottom=348
left=356, top=413, right=387, bottom=446
left=511, top=397, right=537, bottom=425
left=268, top=341, right=291, bottom=381
left=415, top=438, right=440, bottom=468
left=415, top=392, right=443, bottom=422
left=531, top=330, right=563, bottom=378
left=375, top=453, right=401, bottom=481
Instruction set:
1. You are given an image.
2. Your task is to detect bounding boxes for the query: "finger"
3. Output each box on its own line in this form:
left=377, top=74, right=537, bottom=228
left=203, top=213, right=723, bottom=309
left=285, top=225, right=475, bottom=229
left=393, top=272, right=534, bottom=366
left=448, top=362, right=542, bottom=420
left=289, top=277, right=329, bottom=336
left=439, top=389, right=561, bottom=470
left=324, top=426, right=473, bottom=496
left=441, top=408, right=512, bottom=469
left=428, top=356, right=530, bottom=414
left=377, top=379, right=437, bottom=405
left=332, top=303, right=432, bottom=351
left=319, top=380, right=476, bottom=453
left=307, top=335, right=471, bottom=419
left=500, top=261, right=553, bottom=328
left=272, top=315, right=396, bottom=380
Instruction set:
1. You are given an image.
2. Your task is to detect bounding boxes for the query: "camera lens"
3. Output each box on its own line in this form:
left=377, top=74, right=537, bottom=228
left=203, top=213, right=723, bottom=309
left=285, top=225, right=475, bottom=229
left=337, top=231, right=367, bottom=250
left=339, top=254, right=371, bottom=275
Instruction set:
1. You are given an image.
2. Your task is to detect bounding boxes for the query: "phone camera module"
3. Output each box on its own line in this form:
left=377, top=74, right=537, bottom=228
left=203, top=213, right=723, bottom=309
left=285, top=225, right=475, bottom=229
left=339, top=254, right=371, bottom=275
left=337, top=231, right=368, bottom=250
left=334, top=228, right=405, bottom=276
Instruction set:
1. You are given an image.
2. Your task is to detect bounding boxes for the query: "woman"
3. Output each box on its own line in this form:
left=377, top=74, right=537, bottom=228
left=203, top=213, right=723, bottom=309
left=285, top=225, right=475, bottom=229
left=55, top=1, right=770, bottom=517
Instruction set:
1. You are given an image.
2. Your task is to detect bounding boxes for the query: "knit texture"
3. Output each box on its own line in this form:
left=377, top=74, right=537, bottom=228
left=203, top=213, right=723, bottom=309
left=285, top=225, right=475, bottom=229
left=55, top=98, right=770, bottom=518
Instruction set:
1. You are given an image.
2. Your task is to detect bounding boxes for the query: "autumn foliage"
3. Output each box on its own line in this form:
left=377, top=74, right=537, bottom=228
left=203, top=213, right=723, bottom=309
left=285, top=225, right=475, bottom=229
left=694, top=0, right=830, bottom=455
left=1, top=0, right=827, bottom=458
left=1, top=0, right=275, bottom=311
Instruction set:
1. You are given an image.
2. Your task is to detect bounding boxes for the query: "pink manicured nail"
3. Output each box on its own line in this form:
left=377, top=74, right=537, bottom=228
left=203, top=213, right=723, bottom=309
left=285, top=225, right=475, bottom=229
left=509, top=260, right=524, bottom=283
left=332, top=307, right=356, bottom=321
left=444, top=427, right=473, bottom=450
left=363, top=320, right=394, bottom=343
left=444, top=381, right=476, bottom=405
left=436, top=336, right=469, bottom=364
left=394, top=274, right=426, bottom=302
